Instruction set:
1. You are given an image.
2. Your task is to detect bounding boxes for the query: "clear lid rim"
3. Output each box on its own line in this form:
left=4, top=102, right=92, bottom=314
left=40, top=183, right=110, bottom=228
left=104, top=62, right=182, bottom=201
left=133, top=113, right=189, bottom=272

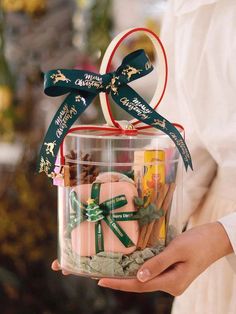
left=61, top=159, right=180, bottom=167
left=66, top=127, right=182, bottom=140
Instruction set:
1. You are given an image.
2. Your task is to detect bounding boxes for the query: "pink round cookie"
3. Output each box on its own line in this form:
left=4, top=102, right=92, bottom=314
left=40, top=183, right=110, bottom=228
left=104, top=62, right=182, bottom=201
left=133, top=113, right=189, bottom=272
left=71, top=182, right=139, bottom=256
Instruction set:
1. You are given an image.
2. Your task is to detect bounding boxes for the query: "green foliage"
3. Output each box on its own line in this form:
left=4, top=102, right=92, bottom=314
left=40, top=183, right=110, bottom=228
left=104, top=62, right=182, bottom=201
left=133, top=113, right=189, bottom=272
left=133, top=196, right=164, bottom=227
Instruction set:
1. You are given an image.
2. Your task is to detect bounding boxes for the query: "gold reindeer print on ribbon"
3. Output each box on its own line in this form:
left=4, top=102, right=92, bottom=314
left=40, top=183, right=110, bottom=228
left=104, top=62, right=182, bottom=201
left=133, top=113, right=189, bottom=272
left=122, top=65, right=142, bottom=80
left=50, top=70, right=71, bottom=84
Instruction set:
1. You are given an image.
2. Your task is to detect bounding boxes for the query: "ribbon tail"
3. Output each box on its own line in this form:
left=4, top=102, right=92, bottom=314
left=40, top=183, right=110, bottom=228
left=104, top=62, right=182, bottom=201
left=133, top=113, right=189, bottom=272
left=95, top=221, right=104, bottom=253
left=37, top=91, right=96, bottom=177
left=70, top=191, right=87, bottom=212
left=112, top=86, right=193, bottom=171
left=103, top=215, right=135, bottom=248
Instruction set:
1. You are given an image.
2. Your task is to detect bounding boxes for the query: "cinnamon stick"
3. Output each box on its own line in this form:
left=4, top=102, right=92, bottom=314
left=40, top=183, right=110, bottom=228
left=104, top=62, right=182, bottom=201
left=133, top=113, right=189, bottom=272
left=148, top=183, right=176, bottom=247
left=140, top=184, right=169, bottom=249
left=137, top=225, right=149, bottom=248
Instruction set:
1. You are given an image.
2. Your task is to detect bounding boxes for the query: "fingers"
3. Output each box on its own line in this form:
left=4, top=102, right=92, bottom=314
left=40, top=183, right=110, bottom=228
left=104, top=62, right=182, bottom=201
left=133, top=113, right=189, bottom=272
left=137, top=246, right=178, bottom=283
left=51, top=260, right=70, bottom=275
left=98, top=279, right=142, bottom=292
left=51, top=260, right=61, bottom=271
left=98, top=262, right=186, bottom=295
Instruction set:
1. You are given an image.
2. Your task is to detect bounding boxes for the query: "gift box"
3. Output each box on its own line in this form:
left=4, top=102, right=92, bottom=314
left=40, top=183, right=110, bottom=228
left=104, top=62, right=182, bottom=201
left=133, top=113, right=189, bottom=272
left=70, top=181, right=139, bottom=256
left=38, top=28, right=192, bottom=278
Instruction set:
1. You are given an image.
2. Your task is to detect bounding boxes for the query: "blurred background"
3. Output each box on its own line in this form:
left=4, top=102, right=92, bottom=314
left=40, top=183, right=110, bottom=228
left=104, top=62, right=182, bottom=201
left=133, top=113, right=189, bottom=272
left=0, top=0, right=173, bottom=313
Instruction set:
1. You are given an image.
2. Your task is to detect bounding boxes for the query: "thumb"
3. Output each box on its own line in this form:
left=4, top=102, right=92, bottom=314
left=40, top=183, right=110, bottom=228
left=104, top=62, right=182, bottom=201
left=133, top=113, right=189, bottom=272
left=137, top=247, right=176, bottom=283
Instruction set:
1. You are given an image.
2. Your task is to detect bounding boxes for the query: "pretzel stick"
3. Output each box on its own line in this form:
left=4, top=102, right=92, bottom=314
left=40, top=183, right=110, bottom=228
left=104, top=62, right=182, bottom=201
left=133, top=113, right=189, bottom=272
left=140, top=184, right=169, bottom=249
left=148, top=182, right=176, bottom=246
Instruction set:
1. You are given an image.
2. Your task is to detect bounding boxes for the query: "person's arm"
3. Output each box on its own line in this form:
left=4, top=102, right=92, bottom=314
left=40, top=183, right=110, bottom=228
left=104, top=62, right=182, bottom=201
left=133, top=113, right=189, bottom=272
left=98, top=222, right=233, bottom=294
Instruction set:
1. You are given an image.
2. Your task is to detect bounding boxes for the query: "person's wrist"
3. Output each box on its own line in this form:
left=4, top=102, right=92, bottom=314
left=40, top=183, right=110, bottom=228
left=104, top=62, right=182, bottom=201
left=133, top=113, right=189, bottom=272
left=208, top=222, right=233, bottom=259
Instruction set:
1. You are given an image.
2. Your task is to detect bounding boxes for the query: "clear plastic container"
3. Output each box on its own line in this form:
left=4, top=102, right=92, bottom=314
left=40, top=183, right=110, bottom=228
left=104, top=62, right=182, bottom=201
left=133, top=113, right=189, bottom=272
left=55, top=127, right=183, bottom=278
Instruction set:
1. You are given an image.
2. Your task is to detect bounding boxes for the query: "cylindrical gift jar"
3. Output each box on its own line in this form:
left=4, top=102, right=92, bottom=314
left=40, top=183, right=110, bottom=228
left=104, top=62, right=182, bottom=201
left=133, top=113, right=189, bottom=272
left=56, top=127, right=183, bottom=278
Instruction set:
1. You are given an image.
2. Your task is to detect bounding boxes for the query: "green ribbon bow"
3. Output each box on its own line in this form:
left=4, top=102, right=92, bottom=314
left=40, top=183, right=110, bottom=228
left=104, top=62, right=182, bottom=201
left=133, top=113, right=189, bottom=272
left=38, top=49, right=192, bottom=177
left=69, top=182, right=138, bottom=253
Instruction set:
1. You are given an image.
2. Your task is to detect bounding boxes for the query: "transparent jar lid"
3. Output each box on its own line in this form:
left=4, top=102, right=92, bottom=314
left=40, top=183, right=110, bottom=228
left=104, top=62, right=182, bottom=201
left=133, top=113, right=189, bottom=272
left=63, top=126, right=181, bottom=166
left=67, top=126, right=180, bottom=140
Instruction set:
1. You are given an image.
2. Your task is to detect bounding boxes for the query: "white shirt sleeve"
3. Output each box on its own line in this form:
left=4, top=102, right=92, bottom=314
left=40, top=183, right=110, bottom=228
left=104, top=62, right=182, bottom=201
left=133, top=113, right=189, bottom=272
left=159, top=0, right=217, bottom=224
left=219, top=213, right=236, bottom=271
left=160, top=0, right=236, bottom=254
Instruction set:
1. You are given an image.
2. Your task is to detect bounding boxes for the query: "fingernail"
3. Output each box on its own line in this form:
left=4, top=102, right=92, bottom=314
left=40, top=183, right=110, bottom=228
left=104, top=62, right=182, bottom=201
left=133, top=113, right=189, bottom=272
left=98, top=280, right=107, bottom=287
left=137, top=269, right=151, bottom=282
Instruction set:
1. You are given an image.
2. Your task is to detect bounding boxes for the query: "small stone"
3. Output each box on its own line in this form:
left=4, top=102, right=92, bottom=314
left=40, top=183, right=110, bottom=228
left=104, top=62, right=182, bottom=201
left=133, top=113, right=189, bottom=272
left=142, top=248, right=155, bottom=260
left=151, top=245, right=165, bottom=255
left=121, top=256, right=133, bottom=268
left=135, top=257, right=144, bottom=264
left=130, top=250, right=142, bottom=260
left=90, top=256, right=124, bottom=276
left=125, top=261, right=140, bottom=276
left=97, top=251, right=123, bottom=261
left=78, top=263, right=92, bottom=273
left=78, top=256, right=91, bottom=264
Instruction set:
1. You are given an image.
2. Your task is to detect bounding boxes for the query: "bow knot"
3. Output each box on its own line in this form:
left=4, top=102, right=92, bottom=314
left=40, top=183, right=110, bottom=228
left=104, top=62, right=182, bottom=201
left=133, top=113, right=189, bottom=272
left=104, top=74, right=121, bottom=95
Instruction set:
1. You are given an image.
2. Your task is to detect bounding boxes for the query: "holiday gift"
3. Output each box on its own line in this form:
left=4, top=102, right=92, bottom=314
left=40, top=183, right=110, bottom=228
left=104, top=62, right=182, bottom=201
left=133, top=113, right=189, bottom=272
left=38, top=28, right=192, bottom=278
left=70, top=181, right=139, bottom=256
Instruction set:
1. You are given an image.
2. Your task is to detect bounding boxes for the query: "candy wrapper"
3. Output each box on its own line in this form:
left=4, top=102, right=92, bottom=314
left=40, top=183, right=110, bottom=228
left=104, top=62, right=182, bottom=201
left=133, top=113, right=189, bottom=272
left=38, top=28, right=192, bottom=278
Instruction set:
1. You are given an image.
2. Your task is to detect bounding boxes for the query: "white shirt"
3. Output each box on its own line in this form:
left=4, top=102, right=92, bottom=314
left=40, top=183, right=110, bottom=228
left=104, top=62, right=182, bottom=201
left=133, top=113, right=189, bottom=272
left=159, top=0, right=236, bottom=255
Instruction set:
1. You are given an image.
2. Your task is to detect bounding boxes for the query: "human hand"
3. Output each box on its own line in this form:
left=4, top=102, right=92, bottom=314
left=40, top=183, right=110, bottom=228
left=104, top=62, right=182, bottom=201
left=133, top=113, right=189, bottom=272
left=98, top=222, right=233, bottom=295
